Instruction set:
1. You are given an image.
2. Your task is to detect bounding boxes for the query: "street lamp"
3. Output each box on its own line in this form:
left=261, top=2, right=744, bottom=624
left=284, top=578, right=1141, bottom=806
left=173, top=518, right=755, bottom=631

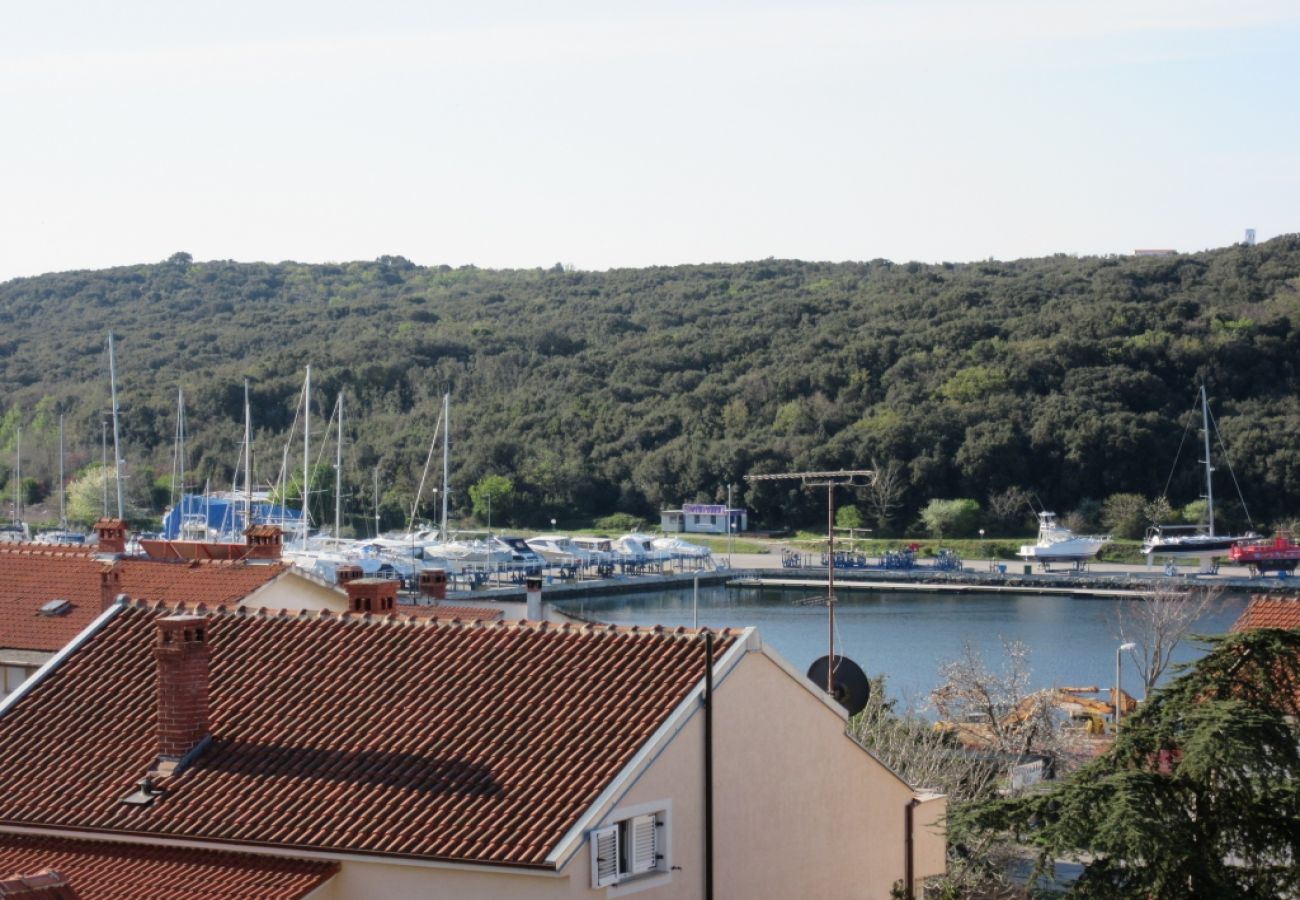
left=1115, top=642, right=1137, bottom=729
left=550, top=518, right=557, bottom=533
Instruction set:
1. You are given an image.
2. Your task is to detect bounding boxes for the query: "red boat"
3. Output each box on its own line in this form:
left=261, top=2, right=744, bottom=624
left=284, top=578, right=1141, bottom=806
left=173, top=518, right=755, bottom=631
left=1229, top=534, right=1300, bottom=575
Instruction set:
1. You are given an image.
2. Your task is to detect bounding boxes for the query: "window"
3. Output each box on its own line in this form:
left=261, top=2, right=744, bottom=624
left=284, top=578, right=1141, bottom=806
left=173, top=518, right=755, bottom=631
left=590, top=805, right=669, bottom=890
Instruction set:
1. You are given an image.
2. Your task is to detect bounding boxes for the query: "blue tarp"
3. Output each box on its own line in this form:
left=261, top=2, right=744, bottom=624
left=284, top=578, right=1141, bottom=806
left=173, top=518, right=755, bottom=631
left=161, top=494, right=303, bottom=539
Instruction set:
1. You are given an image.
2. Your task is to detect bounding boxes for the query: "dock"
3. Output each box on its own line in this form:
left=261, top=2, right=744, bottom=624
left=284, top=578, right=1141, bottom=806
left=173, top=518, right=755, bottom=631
left=727, top=576, right=1151, bottom=598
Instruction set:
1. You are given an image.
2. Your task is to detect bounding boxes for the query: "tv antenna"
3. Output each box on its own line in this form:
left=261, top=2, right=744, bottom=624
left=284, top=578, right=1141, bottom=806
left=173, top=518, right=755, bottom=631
left=745, top=469, right=874, bottom=705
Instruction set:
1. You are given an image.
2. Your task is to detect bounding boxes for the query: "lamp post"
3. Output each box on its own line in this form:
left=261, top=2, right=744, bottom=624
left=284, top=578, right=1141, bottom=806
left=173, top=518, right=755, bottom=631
left=1115, top=642, right=1137, bottom=729
left=550, top=517, right=557, bottom=532
left=979, top=528, right=986, bottom=566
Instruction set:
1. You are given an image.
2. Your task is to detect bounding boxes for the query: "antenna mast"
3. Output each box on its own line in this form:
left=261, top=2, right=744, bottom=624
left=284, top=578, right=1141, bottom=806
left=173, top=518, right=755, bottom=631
left=744, top=469, right=874, bottom=694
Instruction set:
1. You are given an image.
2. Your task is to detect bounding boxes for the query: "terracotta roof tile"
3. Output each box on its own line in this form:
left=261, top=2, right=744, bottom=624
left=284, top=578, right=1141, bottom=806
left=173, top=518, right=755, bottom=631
left=0, top=833, right=335, bottom=899
left=0, top=603, right=736, bottom=868
left=397, top=603, right=503, bottom=622
left=1231, top=595, right=1300, bottom=632
left=0, top=554, right=286, bottom=652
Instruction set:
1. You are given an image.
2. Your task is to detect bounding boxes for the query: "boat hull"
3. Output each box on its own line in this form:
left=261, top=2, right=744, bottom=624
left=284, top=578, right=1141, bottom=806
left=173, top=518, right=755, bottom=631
left=1141, top=536, right=1247, bottom=558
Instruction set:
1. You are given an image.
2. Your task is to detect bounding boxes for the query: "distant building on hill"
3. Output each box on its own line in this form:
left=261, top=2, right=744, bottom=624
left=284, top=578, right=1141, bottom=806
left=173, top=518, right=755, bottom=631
left=1133, top=248, right=1176, bottom=257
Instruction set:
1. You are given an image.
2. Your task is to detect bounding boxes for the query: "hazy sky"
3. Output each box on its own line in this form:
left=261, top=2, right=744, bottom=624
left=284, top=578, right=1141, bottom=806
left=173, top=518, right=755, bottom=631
left=2, top=0, right=1297, bottom=282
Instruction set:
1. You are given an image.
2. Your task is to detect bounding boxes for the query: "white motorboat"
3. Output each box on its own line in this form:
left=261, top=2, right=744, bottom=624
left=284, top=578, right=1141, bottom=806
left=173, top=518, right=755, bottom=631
left=527, top=534, right=612, bottom=567
left=613, top=533, right=673, bottom=564
left=651, top=535, right=712, bottom=559
left=571, top=535, right=614, bottom=557
left=1017, top=513, right=1108, bottom=563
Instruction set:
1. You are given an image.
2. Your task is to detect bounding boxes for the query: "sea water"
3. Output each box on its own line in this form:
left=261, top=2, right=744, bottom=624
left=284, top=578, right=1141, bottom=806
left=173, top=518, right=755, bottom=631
left=561, top=585, right=1249, bottom=710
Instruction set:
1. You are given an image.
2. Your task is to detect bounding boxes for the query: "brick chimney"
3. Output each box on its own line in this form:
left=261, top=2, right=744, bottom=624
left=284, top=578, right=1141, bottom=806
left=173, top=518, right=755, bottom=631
left=335, top=564, right=364, bottom=586
left=417, top=568, right=448, bottom=600
left=99, top=561, right=124, bottom=609
left=243, top=525, right=284, bottom=560
left=343, top=577, right=397, bottom=613
left=93, top=518, right=128, bottom=555
left=153, top=615, right=211, bottom=774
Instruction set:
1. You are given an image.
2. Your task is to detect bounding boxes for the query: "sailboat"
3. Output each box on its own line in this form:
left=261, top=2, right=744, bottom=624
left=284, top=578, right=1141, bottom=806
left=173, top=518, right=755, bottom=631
left=36, top=415, right=87, bottom=545
left=1142, top=385, right=1257, bottom=563
left=1, top=427, right=31, bottom=543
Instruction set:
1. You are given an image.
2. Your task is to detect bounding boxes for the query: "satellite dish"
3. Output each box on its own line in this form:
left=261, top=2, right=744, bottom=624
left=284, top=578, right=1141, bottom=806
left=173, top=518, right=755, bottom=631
left=806, top=655, right=871, bottom=715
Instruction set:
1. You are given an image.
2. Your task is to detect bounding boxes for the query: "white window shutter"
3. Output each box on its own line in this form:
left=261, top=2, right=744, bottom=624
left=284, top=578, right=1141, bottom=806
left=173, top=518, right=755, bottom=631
left=629, top=813, right=659, bottom=874
left=591, top=825, right=621, bottom=888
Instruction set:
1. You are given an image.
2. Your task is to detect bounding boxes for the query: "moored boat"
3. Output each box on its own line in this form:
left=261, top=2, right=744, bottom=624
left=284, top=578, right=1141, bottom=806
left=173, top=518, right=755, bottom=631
left=1017, top=512, right=1108, bottom=564
left=1142, top=385, right=1257, bottom=566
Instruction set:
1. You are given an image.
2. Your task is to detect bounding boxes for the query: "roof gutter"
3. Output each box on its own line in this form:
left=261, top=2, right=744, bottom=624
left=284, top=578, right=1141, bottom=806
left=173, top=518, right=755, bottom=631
left=0, top=598, right=126, bottom=720
left=0, top=825, right=566, bottom=877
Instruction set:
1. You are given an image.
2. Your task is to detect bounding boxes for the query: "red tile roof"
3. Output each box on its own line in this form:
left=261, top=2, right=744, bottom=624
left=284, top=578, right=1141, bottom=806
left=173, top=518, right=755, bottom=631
left=0, top=833, right=335, bottom=899
left=0, top=543, right=96, bottom=558
left=0, top=553, right=287, bottom=653
left=114, top=560, right=288, bottom=607
left=398, top=603, right=503, bottom=622
left=1232, top=595, right=1300, bottom=632
left=0, top=602, right=735, bottom=868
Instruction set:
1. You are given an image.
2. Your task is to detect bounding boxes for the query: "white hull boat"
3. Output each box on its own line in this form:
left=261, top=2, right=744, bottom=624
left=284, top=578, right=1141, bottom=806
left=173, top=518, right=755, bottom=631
left=1017, top=513, right=1108, bottom=563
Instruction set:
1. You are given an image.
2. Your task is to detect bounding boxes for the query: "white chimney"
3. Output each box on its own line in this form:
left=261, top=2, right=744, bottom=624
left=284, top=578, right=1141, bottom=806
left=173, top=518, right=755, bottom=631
left=526, top=576, right=543, bottom=620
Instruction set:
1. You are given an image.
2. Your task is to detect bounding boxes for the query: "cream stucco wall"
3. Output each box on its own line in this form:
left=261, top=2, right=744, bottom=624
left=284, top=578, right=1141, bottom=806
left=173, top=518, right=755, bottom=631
left=243, top=573, right=348, bottom=612
left=298, top=643, right=944, bottom=900
left=610, top=646, right=945, bottom=900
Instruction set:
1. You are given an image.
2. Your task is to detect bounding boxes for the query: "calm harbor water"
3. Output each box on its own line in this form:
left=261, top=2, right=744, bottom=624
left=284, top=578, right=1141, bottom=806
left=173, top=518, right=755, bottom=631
left=561, top=585, right=1250, bottom=710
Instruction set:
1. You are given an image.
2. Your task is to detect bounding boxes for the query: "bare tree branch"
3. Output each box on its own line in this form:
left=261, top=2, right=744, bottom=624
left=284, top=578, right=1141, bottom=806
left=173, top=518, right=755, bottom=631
left=1114, top=583, right=1224, bottom=697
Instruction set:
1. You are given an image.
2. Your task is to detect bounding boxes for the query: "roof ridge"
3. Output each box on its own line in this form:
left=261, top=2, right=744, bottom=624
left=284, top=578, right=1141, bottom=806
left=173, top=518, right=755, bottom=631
left=122, top=600, right=735, bottom=638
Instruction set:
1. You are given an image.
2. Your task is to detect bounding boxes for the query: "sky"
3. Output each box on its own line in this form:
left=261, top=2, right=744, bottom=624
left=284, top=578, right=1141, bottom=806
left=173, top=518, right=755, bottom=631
left=1, top=0, right=1297, bottom=282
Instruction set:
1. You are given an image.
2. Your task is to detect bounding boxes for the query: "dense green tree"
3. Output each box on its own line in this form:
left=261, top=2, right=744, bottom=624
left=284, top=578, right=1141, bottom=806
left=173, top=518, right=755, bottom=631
left=3, top=238, right=1300, bottom=530
left=1102, top=492, right=1149, bottom=539
left=954, top=628, right=1300, bottom=899
left=835, top=504, right=864, bottom=530
left=920, top=498, right=981, bottom=538
left=468, top=474, right=516, bottom=528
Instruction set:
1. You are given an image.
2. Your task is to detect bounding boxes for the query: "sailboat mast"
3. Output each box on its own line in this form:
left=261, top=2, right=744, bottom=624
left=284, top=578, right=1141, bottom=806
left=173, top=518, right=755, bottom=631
left=335, top=392, right=343, bottom=542
left=101, top=421, right=108, bottom=517
left=441, top=392, right=450, bottom=542
left=107, top=333, right=125, bottom=520
left=302, top=365, right=310, bottom=546
left=171, top=389, right=185, bottom=513
left=58, top=415, right=66, bottom=528
left=244, top=381, right=253, bottom=537
left=373, top=465, right=380, bottom=539
left=1201, top=384, right=1215, bottom=536
left=13, top=426, right=20, bottom=526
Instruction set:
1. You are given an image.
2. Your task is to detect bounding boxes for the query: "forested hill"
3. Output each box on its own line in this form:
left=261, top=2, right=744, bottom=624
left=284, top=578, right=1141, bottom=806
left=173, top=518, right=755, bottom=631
left=2, top=239, right=1300, bottom=534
